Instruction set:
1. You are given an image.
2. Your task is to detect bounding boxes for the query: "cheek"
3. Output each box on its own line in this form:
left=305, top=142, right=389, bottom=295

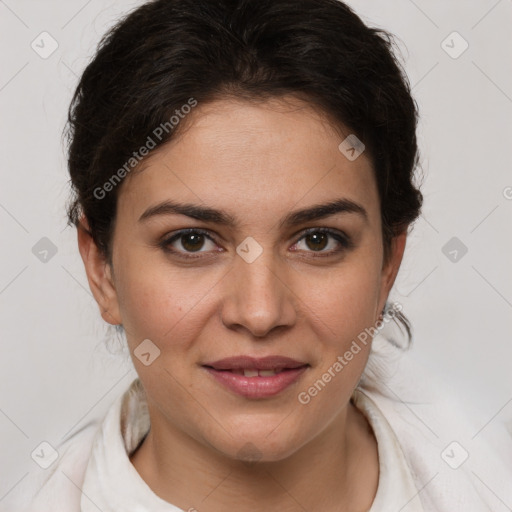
left=112, top=252, right=209, bottom=345
left=294, top=263, right=381, bottom=423
left=306, top=258, right=383, bottom=346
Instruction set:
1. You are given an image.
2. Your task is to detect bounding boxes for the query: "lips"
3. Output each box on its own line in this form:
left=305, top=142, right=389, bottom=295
left=201, top=355, right=309, bottom=399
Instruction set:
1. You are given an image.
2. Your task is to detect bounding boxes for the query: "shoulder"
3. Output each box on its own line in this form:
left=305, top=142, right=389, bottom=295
left=358, top=335, right=512, bottom=511
left=0, top=419, right=101, bottom=512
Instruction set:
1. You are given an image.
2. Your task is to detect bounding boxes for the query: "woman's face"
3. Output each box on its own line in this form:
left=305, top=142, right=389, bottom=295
left=81, top=96, right=405, bottom=462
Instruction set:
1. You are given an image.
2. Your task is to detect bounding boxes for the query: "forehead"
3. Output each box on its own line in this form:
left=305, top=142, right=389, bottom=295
left=117, top=96, right=380, bottom=228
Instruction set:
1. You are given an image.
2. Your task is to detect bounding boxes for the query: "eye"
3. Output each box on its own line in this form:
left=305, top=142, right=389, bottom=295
left=160, top=229, right=220, bottom=259
left=291, top=228, right=353, bottom=257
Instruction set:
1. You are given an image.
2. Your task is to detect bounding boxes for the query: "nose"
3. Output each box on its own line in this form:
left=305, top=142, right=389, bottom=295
left=220, top=247, right=297, bottom=338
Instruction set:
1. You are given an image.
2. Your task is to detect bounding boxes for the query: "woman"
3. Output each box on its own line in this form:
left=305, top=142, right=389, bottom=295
left=3, top=0, right=511, bottom=510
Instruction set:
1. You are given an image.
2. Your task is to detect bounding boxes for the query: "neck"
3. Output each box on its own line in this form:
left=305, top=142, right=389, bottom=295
left=130, top=399, right=378, bottom=512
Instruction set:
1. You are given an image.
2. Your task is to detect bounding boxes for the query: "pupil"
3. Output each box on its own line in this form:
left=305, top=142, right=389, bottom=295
left=306, top=232, right=327, bottom=251
left=182, top=233, right=204, bottom=252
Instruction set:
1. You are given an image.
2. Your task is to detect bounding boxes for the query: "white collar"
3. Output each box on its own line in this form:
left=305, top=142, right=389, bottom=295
left=352, top=388, right=424, bottom=511
left=81, top=378, right=180, bottom=511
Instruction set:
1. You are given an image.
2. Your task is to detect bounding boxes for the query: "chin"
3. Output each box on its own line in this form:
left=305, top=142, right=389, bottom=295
left=210, top=428, right=304, bottom=464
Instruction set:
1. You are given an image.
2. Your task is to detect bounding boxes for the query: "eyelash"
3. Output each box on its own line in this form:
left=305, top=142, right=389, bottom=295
left=159, top=227, right=353, bottom=260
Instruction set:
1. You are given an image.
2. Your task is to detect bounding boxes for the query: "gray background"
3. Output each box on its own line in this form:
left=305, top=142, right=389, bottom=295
left=1, top=0, right=511, bottom=499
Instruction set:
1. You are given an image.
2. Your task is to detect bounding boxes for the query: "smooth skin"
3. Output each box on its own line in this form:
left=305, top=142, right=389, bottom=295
left=78, top=96, right=407, bottom=512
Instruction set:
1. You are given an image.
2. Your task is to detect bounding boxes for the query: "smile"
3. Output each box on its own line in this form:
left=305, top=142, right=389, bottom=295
left=201, top=355, right=310, bottom=398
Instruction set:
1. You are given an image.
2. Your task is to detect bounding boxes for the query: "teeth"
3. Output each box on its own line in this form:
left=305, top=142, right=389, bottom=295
left=258, top=369, right=277, bottom=377
left=220, top=367, right=292, bottom=377
left=239, top=368, right=279, bottom=377
left=223, top=368, right=285, bottom=377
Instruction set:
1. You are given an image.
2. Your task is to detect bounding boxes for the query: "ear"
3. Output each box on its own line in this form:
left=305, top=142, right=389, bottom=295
left=77, top=215, right=122, bottom=326
left=376, top=230, right=407, bottom=318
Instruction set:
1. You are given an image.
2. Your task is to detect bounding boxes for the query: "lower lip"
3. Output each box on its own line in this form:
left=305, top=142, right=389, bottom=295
left=203, top=366, right=308, bottom=399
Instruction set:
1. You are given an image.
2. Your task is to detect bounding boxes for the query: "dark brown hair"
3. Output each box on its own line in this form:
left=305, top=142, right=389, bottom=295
left=64, top=0, right=423, bottom=344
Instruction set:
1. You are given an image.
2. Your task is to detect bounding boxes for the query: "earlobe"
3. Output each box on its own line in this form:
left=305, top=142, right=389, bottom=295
left=77, top=215, right=122, bottom=326
left=377, top=231, right=407, bottom=316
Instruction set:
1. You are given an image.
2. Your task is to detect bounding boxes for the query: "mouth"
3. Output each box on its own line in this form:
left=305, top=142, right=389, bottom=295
left=205, top=367, right=302, bottom=377
left=201, top=355, right=310, bottom=398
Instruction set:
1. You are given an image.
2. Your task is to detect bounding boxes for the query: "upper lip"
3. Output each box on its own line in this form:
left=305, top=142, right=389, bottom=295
left=202, top=355, right=308, bottom=371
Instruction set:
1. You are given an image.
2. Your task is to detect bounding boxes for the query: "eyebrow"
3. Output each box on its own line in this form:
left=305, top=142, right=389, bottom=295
left=138, top=198, right=368, bottom=228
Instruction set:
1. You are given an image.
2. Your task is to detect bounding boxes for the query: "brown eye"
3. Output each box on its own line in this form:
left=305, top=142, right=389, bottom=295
left=304, top=232, right=329, bottom=251
left=160, top=229, right=218, bottom=258
left=180, top=232, right=206, bottom=252
left=292, top=228, right=353, bottom=256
